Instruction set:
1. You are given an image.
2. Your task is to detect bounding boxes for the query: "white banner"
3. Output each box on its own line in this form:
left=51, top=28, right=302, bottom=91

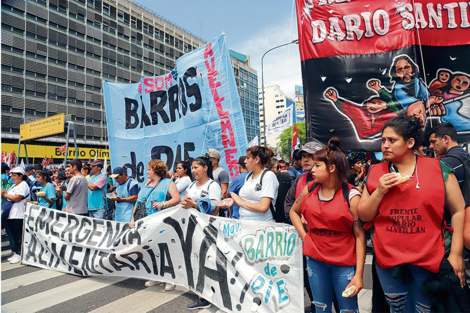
left=266, top=105, right=293, bottom=136
left=22, top=204, right=304, bottom=313
left=248, top=136, right=259, bottom=147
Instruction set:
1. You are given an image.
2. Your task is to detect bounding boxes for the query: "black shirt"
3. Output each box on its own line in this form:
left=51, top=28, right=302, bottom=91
left=347, top=171, right=358, bottom=186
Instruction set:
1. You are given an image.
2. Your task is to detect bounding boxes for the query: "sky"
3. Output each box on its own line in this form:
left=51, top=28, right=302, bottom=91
left=138, top=0, right=302, bottom=98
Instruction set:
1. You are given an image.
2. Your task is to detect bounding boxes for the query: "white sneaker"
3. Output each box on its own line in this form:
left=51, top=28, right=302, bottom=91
left=7, top=252, right=17, bottom=261
left=144, top=280, right=162, bottom=287
left=9, top=254, right=21, bottom=264
left=164, top=283, right=176, bottom=291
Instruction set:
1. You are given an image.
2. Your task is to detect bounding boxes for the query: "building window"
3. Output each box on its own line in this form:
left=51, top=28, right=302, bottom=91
left=118, top=10, right=124, bottom=21
left=103, top=3, right=110, bottom=15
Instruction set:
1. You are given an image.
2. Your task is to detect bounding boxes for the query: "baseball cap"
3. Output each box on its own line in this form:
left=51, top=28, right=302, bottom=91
left=25, top=165, right=35, bottom=172
left=348, top=155, right=362, bottom=167
left=10, top=167, right=25, bottom=175
left=300, top=141, right=324, bottom=155
left=207, top=149, right=221, bottom=159
left=238, top=156, right=246, bottom=166
left=57, top=171, right=66, bottom=179
left=110, top=167, right=126, bottom=178
left=88, top=160, right=104, bottom=167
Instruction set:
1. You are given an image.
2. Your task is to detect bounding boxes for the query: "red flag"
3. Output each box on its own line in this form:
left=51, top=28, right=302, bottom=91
left=1, top=151, right=4, bottom=163
left=291, top=124, right=299, bottom=162
left=58, top=144, right=66, bottom=153
left=48, top=155, right=54, bottom=165
left=42, top=157, right=48, bottom=167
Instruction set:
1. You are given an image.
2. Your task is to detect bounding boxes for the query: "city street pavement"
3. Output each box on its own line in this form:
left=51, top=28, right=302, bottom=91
left=1, top=237, right=373, bottom=313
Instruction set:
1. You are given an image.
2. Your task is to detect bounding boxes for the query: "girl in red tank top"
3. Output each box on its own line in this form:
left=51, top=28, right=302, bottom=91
left=290, top=137, right=366, bottom=313
left=358, top=115, right=466, bottom=313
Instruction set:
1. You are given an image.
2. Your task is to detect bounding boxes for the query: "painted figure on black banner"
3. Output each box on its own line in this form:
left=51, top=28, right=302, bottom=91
left=323, top=54, right=470, bottom=140
left=429, top=69, right=451, bottom=93
left=431, top=71, right=470, bottom=131
left=324, top=85, right=399, bottom=139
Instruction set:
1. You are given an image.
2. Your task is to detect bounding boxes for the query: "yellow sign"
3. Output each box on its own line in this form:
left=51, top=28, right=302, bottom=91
left=20, top=114, right=66, bottom=141
left=2, top=143, right=110, bottom=160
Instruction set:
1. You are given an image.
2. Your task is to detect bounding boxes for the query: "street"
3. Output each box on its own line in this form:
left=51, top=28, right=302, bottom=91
left=1, top=237, right=373, bottom=313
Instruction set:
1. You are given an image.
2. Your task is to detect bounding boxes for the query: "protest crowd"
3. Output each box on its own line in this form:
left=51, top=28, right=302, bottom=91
left=1, top=116, right=470, bottom=313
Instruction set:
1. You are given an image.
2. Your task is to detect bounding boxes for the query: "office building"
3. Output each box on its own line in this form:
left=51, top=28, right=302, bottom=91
left=229, top=49, right=260, bottom=143
left=1, top=0, right=205, bottom=151
left=259, top=84, right=290, bottom=148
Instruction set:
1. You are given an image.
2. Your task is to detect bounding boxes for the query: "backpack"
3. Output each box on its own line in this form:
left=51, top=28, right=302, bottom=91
left=287, top=167, right=299, bottom=182
left=0, top=178, right=13, bottom=204
left=446, top=153, right=470, bottom=206
left=309, top=182, right=351, bottom=207
left=246, top=170, right=291, bottom=223
left=188, top=180, right=215, bottom=199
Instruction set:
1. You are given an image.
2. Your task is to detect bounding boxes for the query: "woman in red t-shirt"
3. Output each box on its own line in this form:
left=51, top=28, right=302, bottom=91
left=290, top=137, right=366, bottom=313
left=358, top=115, right=466, bottom=313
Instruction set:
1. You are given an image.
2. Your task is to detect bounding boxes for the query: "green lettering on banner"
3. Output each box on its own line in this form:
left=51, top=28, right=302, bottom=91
left=286, top=233, right=297, bottom=256
left=266, top=232, right=275, bottom=258
left=244, top=238, right=255, bottom=262
left=255, top=234, right=265, bottom=260
left=275, top=231, right=284, bottom=257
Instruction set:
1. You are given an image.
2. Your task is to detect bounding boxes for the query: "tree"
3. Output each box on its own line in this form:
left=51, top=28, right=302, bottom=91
left=276, top=122, right=307, bottom=159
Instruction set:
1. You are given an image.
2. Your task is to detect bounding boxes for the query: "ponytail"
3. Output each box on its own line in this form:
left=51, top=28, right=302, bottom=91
left=193, top=156, right=213, bottom=180
left=313, top=137, right=349, bottom=183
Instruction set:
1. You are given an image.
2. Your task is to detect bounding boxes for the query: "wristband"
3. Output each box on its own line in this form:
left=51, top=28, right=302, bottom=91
left=163, top=201, right=168, bottom=209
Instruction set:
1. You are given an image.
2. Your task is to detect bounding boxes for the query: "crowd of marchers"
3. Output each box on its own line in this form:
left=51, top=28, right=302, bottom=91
left=2, top=116, right=470, bottom=313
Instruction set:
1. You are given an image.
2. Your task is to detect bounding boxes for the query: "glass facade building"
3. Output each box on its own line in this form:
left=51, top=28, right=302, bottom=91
left=230, top=49, right=260, bottom=143
left=1, top=0, right=205, bottom=147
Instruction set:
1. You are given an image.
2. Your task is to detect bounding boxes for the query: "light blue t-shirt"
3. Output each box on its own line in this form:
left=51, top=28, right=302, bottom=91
left=136, top=178, right=171, bottom=216
left=38, top=182, right=57, bottom=210
left=88, top=173, right=107, bottom=211
left=115, top=178, right=139, bottom=223
left=59, top=181, right=68, bottom=211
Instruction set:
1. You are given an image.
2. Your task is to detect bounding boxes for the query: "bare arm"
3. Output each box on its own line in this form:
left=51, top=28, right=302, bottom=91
left=150, top=181, right=181, bottom=211
left=38, top=194, right=55, bottom=206
left=289, top=186, right=309, bottom=240
left=115, top=194, right=138, bottom=203
left=88, top=183, right=99, bottom=191
left=346, top=195, right=366, bottom=297
left=64, top=192, right=71, bottom=201
left=445, top=173, right=466, bottom=287
left=463, top=206, right=470, bottom=250
left=167, top=182, right=181, bottom=207
left=358, top=173, right=398, bottom=221
left=221, top=183, right=229, bottom=199
left=231, top=192, right=272, bottom=213
left=2, top=193, right=24, bottom=202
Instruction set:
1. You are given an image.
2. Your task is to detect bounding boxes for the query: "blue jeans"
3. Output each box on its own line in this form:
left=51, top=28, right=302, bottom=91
left=375, top=261, right=432, bottom=313
left=306, top=256, right=358, bottom=313
left=88, top=209, right=105, bottom=219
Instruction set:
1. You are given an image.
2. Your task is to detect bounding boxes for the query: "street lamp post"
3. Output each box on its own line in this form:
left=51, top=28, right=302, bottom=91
left=261, top=39, right=299, bottom=146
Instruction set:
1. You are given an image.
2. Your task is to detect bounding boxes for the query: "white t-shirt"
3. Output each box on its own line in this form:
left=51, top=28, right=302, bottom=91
left=7, top=181, right=31, bottom=219
left=186, top=179, right=222, bottom=201
left=239, top=170, right=279, bottom=222
left=175, top=176, right=192, bottom=201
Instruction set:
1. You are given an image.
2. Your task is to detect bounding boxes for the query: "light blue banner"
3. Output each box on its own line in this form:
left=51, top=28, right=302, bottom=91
left=103, top=35, right=248, bottom=184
